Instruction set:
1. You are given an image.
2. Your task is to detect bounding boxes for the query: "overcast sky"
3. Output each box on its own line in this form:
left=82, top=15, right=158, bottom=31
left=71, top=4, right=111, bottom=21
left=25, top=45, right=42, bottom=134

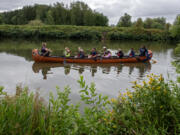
left=0, top=0, right=180, bottom=24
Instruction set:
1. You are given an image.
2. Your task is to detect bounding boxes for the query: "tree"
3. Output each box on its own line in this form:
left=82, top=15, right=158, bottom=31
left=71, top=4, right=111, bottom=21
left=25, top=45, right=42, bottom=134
left=144, top=18, right=153, bottom=29
left=154, top=17, right=166, bottom=25
left=35, top=4, right=50, bottom=22
left=83, top=10, right=95, bottom=26
left=94, top=12, right=108, bottom=26
left=117, top=13, right=132, bottom=27
left=51, top=3, right=68, bottom=25
left=165, top=23, right=171, bottom=31
left=153, top=17, right=166, bottom=29
left=144, top=17, right=166, bottom=30
left=46, top=9, right=54, bottom=25
left=70, top=1, right=85, bottom=25
left=0, top=2, right=109, bottom=26
left=134, top=18, right=143, bottom=28
left=170, top=15, right=180, bottom=39
left=22, top=6, right=36, bottom=23
left=174, top=14, right=180, bottom=25
left=152, top=22, right=164, bottom=29
left=0, top=14, right=2, bottom=24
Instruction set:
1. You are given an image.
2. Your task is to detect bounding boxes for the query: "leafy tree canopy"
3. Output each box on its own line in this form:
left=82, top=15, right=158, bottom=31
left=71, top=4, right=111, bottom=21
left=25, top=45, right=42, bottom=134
left=0, top=1, right=108, bottom=26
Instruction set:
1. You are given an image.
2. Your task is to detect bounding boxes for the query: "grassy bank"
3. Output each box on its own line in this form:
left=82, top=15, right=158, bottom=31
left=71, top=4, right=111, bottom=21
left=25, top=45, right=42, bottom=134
left=0, top=74, right=180, bottom=134
left=0, top=25, right=171, bottom=41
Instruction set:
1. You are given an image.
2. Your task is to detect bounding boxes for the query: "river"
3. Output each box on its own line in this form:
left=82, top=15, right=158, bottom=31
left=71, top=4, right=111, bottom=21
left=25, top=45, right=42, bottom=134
left=0, top=39, right=178, bottom=102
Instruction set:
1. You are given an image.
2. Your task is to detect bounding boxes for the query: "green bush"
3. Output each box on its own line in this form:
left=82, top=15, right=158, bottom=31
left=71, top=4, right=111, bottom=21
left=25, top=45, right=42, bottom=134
left=28, top=20, right=44, bottom=26
left=172, top=59, right=180, bottom=82
left=0, top=25, right=170, bottom=41
left=0, top=75, right=179, bottom=134
left=174, top=44, right=180, bottom=54
left=111, top=74, right=180, bottom=134
left=170, top=24, right=180, bottom=40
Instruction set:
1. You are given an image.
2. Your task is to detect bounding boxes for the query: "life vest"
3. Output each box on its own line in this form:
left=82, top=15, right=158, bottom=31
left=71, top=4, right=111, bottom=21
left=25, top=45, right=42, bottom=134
left=64, top=51, right=70, bottom=57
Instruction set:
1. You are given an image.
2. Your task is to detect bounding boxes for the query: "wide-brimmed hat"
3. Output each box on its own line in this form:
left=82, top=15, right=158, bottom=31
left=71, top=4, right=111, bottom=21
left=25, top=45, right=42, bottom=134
left=103, top=46, right=107, bottom=49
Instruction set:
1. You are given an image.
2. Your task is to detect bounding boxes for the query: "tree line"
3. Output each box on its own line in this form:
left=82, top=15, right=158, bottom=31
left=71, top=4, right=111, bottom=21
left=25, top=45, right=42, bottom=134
left=0, top=2, right=108, bottom=26
left=116, top=13, right=171, bottom=30
left=0, top=1, right=179, bottom=31
left=0, top=1, right=180, bottom=41
left=116, top=13, right=180, bottom=40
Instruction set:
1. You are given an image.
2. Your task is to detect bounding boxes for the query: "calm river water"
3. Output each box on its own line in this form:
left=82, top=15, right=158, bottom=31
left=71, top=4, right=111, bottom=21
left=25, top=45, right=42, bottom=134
left=0, top=39, right=178, bottom=102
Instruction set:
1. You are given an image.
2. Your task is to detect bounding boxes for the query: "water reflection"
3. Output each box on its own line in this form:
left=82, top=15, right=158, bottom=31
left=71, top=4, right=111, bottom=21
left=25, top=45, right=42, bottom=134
left=32, top=62, right=151, bottom=79
left=0, top=40, right=177, bottom=99
left=0, top=39, right=176, bottom=62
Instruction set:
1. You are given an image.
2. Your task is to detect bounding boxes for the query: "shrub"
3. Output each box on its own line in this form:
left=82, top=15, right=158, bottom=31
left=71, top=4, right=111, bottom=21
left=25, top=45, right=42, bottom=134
left=0, top=75, right=179, bottom=134
left=111, top=74, right=180, bottom=134
left=174, top=44, right=180, bottom=54
left=28, top=20, right=44, bottom=26
left=0, top=25, right=170, bottom=41
left=172, top=58, right=180, bottom=83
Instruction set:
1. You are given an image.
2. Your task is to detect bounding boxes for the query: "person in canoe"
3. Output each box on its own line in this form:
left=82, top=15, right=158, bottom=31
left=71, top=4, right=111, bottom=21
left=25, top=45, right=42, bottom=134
left=64, top=47, right=71, bottom=57
left=88, top=48, right=98, bottom=58
left=139, top=46, right=148, bottom=56
left=75, top=47, right=85, bottom=58
left=102, top=46, right=108, bottom=56
left=103, top=49, right=112, bottom=58
left=129, top=48, right=135, bottom=57
left=116, top=49, right=124, bottom=58
left=41, top=42, right=52, bottom=56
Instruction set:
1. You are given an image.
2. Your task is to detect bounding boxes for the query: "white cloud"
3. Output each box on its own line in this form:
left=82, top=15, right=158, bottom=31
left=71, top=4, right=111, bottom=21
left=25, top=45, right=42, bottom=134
left=0, top=0, right=179, bottom=24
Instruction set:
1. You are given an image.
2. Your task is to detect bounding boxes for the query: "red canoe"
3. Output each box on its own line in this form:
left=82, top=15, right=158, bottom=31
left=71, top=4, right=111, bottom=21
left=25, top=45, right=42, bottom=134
left=32, top=49, right=152, bottom=63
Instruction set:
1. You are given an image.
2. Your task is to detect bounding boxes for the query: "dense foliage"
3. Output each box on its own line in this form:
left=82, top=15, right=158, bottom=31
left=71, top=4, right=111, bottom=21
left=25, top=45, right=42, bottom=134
left=170, top=15, right=180, bottom=40
left=174, top=43, right=180, bottom=54
left=117, top=13, right=132, bottom=27
left=116, top=13, right=170, bottom=31
left=0, top=2, right=108, bottom=26
left=0, top=74, right=180, bottom=134
left=0, top=2, right=180, bottom=41
left=0, top=25, right=170, bottom=41
left=172, top=43, right=180, bottom=82
left=172, top=60, right=180, bottom=82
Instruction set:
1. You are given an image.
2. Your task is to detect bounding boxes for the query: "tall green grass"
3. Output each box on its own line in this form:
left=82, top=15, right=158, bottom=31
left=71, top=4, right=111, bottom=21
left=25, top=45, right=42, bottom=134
left=0, top=25, right=171, bottom=41
left=0, top=75, right=179, bottom=134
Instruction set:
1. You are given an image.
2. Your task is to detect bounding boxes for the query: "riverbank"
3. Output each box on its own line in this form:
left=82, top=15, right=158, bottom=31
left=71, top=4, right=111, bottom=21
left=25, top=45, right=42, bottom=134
left=172, top=43, right=180, bottom=82
left=0, top=75, right=179, bottom=134
left=0, top=25, right=172, bottom=41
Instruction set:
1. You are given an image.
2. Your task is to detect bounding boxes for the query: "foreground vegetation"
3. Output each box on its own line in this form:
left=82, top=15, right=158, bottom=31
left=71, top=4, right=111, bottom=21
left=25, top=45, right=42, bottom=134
left=174, top=43, right=180, bottom=54
left=0, top=74, right=179, bottom=134
left=172, top=43, right=180, bottom=82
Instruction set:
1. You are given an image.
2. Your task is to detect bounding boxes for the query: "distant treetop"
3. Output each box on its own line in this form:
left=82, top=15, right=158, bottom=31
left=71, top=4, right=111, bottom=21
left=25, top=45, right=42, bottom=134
left=0, top=2, right=108, bottom=26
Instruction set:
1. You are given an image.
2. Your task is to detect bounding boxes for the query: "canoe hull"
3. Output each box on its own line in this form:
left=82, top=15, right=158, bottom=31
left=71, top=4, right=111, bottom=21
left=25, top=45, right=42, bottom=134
left=32, top=49, right=152, bottom=63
